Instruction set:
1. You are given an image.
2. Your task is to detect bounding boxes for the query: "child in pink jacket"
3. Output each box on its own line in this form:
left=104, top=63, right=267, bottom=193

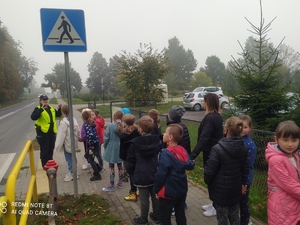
left=265, top=120, right=300, bottom=225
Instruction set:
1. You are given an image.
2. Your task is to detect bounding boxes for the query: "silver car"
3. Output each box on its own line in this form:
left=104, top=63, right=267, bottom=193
left=183, top=92, right=228, bottom=111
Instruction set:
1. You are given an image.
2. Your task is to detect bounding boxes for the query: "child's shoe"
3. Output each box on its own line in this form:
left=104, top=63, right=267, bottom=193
left=132, top=217, right=149, bottom=225
left=203, top=206, right=216, bottom=217
left=136, top=189, right=139, bottom=196
left=124, top=192, right=137, bottom=202
left=117, top=181, right=123, bottom=189
left=90, top=175, right=101, bottom=181
left=82, top=163, right=91, bottom=170
left=149, top=212, right=160, bottom=224
left=64, top=173, right=73, bottom=182
left=102, top=184, right=115, bottom=192
left=122, top=176, right=129, bottom=182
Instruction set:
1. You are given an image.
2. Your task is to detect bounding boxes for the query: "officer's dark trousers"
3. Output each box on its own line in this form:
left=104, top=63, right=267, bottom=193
left=36, top=131, right=56, bottom=167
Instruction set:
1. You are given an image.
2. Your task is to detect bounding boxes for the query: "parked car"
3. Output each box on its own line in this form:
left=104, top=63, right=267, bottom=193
left=192, top=86, right=223, bottom=96
left=183, top=92, right=228, bottom=111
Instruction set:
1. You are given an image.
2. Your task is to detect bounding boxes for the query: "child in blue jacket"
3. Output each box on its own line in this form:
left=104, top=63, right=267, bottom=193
left=154, top=124, right=195, bottom=225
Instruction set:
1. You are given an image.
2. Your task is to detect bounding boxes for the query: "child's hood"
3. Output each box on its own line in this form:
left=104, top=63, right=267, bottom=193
left=131, top=135, right=161, bottom=157
left=218, top=137, right=247, bottom=159
left=265, top=142, right=286, bottom=163
left=167, top=145, right=188, bottom=162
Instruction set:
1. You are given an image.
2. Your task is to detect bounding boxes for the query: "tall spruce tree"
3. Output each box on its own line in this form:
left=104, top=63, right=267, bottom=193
left=228, top=0, right=292, bottom=131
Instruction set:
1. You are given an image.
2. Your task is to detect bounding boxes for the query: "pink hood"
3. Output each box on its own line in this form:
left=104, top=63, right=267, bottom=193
left=265, top=142, right=300, bottom=225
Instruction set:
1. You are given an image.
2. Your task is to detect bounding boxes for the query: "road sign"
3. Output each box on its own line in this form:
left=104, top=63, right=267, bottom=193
left=40, top=8, right=87, bottom=52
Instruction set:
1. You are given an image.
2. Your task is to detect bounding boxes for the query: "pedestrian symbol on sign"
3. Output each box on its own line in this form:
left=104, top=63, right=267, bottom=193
left=57, top=16, right=74, bottom=44
left=44, top=11, right=85, bottom=46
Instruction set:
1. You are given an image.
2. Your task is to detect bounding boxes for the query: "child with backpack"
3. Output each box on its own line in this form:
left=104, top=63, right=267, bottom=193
left=80, top=110, right=102, bottom=181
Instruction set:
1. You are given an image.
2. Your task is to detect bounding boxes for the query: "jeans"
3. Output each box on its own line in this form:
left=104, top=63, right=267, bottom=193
left=64, top=148, right=73, bottom=173
left=159, top=197, right=186, bottom=225
left=214, top=203, right=240, bottom=225
left=138, top=187, right=160, bottom=221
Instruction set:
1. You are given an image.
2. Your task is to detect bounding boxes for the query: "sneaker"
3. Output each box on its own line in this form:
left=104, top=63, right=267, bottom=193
left=64, top=172, right=72, bottom=179
left=133, top=217, right=149, bottom=225
left=202, top=203, right=213, bottom=211
left=82, top=163, right=91, bottom=170
left=117, top=182, right=123, bottom=189
left=124, top=192, right=137, bottom=202
left=102, top=185, right=115, bottom=192
left=171, top=208, right=175, bottom=216
left=122, top=177, right=129, bottom=182
left=149, top=212, right=160, bottom=224
left=64, top=173, right=73, bottom=182
left=90, top=175, right=101, bottom=181
left=203, top=206, right=216, bottom=217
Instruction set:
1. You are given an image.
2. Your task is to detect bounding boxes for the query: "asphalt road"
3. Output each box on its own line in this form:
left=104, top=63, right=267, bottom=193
left=0, top=99, right=37, bottom=193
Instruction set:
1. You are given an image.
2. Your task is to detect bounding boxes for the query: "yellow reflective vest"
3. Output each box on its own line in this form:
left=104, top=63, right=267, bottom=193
left=35, top=106, right=58, bottom=133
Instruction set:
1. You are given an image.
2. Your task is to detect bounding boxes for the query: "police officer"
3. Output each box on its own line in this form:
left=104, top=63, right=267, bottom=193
left=31, top=95, right=62, bottom=167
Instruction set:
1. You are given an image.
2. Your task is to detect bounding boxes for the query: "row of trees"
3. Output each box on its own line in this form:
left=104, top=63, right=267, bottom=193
left=2, top=0, right=300, bottom=130
left=0, top=23, right=38, bottom=103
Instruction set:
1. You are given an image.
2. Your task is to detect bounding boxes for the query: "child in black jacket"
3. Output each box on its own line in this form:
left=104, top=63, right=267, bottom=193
left=126, top=116, right=161, bottom=225
left=119, top=114, right=140, bottom=202
left=204, top=116, right=249, bottom=224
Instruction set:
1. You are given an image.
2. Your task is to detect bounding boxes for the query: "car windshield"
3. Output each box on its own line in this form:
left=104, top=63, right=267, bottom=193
left=193, top=87, right=204, bottom=92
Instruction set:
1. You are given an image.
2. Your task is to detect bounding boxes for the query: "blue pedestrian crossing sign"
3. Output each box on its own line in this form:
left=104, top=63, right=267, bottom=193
left=40, top=8, right=87, bottom=52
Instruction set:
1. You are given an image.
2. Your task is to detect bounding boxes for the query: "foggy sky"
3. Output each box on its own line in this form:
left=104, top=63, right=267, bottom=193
left=0, top=0, right=300, bottom=86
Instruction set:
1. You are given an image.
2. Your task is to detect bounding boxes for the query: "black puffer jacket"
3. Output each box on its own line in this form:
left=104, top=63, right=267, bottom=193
left=190, top=112, right=223, bottom=160
left=204, top=137, right=249, bottom=207
left=126, top=135, right=161, bottom=187
left=167, top=105, right=191, bottom=154
left=119, top=129, right=140, bottom=161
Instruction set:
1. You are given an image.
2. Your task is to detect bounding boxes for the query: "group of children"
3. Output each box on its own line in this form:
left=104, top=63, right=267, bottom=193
left=54, top=103, right=300, bottom=225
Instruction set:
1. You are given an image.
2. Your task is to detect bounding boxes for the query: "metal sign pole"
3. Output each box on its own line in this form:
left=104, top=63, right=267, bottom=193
left=64, top=52, right=78, bottom=198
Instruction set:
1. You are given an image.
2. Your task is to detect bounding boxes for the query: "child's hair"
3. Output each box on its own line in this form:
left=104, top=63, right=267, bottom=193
left=92, top=109, right=102, bottom=118
left=138, top=115, right=154, bottom=134
left=82, top=108, right=91, bottom=113
left=204, top=93, right=220, bottom=113
left=122, top=114, right=137, bottom=134
left=82, top=110, right=94, bottom=126
left=113, top=110, right=124, bottom=135
left=225, top=116, right=243, bottom=137
left=148, top=109, right=161, bottom=127
left=167, top=124, right=183, bottom=143
left=61, top=104, right=69, bottom=116
left=275, top=120, right=300, bottom=139
left=239, top=114, right=253, bottom=128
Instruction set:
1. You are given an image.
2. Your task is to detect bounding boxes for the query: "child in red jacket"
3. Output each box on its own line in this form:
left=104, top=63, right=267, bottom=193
left=91, top=109, right=105, bottom=171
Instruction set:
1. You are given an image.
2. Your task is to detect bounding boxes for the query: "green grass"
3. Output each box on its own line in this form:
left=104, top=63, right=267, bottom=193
left=49, top=98, right=58, bottom=104
left=14, top=194, right=123, bottom=225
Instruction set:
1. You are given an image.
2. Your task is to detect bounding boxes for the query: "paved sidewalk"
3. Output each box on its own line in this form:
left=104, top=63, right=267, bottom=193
left=14, top=99, right=263, bottom=225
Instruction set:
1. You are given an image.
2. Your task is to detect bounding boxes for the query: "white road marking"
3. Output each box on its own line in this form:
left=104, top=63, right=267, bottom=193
left=0, top=153, right=16, bottom=182
left=0, top=103, right=35, bottom=121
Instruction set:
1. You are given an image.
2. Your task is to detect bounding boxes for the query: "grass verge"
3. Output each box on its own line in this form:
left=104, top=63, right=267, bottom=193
left=22, top=194, right=123, bottom=225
